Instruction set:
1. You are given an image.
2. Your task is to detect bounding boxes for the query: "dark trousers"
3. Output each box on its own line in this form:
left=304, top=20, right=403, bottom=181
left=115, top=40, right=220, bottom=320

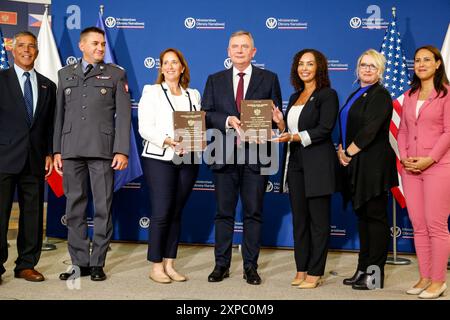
left=0, top=162, right=44, bottom=274
left=143, top=157, right=199, bottom=263
left=63, top=159, right=114, bottom=267
left=287, top=155, right=330, bottom=276
left=213, top=164, right=268, bottom=269
left=355, top=193, right=389, bottom=274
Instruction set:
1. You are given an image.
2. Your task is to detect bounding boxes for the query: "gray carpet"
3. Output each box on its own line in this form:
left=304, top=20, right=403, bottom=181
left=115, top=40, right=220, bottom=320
left=1, top=240, right=447, bottom=300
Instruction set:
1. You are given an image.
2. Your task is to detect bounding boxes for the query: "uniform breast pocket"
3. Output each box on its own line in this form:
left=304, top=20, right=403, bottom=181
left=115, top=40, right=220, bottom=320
left=93, top=79, right=114, bottom=100
left=62, top=79, right=79, bottom=103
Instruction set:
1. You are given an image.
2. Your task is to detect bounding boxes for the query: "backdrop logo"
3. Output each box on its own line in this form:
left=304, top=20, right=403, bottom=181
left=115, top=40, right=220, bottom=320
left=184, top=17, right=225, bottom=30
left=184, top=17, right=196, bottom=29
left=105, top=16, right=145, bottom=29
left=390, top=226, right=402, bottom=238
left=350, top=5, right=389, bottom=30
left=265, top=17, right=307, bottom=30
left=328, top=59, right=349, bottom=71
left=61, top=215, right=67, bottom=226
left=224, top=58, right=233, bottom=69
left=144, top=57, right=159, bottom=69
left=139, top=217, right=150, bottom=228
left=349, top=17, right=362, bottom=28
left=266, top=17, right=277, bottom=29
left=192, top=180, right=215, bottom=191
left=105, top=16, right=117, bottom=28
left=66, top=56, right=78, bottom=65
left=266, top=181, right=274, bottom=192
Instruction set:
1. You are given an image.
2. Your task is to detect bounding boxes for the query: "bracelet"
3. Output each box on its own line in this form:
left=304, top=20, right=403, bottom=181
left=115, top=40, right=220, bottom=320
left=344, top=149, right=353, bottom=158
left=290, top=134, right=295, bottom=142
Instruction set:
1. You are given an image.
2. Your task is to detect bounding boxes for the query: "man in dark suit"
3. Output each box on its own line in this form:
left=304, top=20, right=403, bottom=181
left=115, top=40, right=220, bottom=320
left=53, top=27, right=130, bottom=281
left=0, top=31, right=56, bottom=283
left=202, top=30, right=282, bottom=285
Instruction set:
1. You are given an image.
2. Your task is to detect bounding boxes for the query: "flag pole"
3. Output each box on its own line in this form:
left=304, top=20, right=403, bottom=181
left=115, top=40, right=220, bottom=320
left=41, top=3, right=57, bottom=252
left=386, top=6, right=410, bottom=265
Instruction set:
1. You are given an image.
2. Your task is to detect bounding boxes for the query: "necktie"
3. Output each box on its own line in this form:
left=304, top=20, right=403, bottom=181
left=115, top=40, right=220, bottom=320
left=84, top=64, right=93, bottom=77
left=235, top=72, right=245, bottom=113
left=23, top=72, right=33, bottom=126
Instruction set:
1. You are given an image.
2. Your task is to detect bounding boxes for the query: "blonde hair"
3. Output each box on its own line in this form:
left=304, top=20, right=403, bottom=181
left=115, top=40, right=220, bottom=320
left=356, top=49, right=386, bottom=83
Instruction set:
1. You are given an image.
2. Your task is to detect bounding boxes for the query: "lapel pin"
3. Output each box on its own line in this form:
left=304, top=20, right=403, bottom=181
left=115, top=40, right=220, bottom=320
left=363, top=93, right=367, bottom=97
left=65, top=88, right=71, bottom=95
left=41, top=85, right=47, bottom=89
left=100, top=65, right=104, bottom=70
left=310, top=96, right=314, bottom=101
left=101, top=88, right=107, bottom=95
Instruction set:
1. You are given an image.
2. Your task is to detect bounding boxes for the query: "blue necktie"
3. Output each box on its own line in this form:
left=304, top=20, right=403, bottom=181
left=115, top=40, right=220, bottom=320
left=23, top=72, right=33, bottom=126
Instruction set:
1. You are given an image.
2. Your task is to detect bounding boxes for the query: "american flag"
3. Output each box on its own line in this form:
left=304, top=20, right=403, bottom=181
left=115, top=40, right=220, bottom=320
left=380, top=15, right=410, bottom=208
left=0, top=27, right=9, bottom=70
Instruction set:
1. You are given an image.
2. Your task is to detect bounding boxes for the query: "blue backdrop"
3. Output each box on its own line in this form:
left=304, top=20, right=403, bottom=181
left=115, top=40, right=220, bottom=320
left=3, top=0, right=449, bottom=253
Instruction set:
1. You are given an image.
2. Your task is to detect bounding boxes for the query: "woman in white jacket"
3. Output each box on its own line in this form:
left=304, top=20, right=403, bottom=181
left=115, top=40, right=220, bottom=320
left=138, top=48, right=201, bottom=283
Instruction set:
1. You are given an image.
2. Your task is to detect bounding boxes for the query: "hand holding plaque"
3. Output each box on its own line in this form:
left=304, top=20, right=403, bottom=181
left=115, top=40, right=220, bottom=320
left=240, top=99, right=273, bottom=143
left=173, top=111, right=206, bottom=152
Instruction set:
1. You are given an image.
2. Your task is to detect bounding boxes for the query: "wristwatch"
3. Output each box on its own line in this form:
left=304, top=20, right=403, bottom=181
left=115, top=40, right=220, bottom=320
left=344, top=149, right=353, bottom=158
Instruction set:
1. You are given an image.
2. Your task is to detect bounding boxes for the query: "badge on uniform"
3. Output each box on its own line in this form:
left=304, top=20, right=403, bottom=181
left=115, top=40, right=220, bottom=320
left=65, top=88, right=71, bottom=95
left=101, top=88, right=107, bottom=95
left=96, top=76, right=112, bottom=80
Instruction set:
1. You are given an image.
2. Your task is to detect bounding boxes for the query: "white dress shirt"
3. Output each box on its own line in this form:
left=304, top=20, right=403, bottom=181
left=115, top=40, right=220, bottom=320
left=226, top=64, right=253, bottom=129
left=287, top=105, right=312, bottom=147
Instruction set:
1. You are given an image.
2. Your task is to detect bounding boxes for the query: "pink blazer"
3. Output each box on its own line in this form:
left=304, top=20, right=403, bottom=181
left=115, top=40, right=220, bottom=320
left=398, top=85, right=450, bottom=164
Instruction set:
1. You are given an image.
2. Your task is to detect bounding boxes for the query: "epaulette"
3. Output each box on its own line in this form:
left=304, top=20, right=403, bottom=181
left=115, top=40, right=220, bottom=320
left=108, top=63, right=125, bottom=71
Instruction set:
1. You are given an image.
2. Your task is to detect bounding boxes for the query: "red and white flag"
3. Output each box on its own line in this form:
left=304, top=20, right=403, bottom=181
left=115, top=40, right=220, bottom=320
left=379, top=14, right=410, bottom=208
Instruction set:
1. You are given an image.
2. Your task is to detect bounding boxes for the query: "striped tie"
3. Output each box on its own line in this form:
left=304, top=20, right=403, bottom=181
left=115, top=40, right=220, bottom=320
left=23, top=72, right=33, bottom=126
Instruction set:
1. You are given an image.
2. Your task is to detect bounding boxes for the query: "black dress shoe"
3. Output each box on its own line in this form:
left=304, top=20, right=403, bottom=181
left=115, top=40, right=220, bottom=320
left=59, top=266, right=91, bottom=280
left=207, top=265, right=229, bottom=282
left=343, top=270, right=365, bottom=285
left=243, top=266, right=261, bottom=285
left=352, top=273, right=384, bottom=290
left=90, top=267, right=106, bottom=281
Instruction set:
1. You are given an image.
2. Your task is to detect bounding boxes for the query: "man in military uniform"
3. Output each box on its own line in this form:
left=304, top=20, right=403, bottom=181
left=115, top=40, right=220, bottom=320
left=53, top=27, right=130, bottom=281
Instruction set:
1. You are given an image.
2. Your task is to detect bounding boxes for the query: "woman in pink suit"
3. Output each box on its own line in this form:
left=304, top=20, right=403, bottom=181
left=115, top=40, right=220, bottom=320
left=398, top=45, right=450, bottom=299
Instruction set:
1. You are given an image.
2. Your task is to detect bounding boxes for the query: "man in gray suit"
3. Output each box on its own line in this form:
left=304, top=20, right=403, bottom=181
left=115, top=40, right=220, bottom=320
left=53, top=27, right=130, bottom=281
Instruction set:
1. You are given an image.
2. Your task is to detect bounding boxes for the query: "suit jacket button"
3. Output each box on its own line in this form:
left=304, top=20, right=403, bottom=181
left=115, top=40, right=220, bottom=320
left=81, top=116, right=86, bottom=120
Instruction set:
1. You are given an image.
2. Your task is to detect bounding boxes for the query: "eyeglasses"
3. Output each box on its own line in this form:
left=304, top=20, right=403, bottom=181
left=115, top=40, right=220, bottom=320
left=359, top=63, right=378, bottom=71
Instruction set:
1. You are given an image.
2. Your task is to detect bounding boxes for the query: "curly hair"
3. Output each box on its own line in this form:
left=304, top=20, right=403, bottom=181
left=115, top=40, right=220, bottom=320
left=409, top=45, right=449, bottom=97
left=156, top=48, right=191, bottom=89
left=290, top=49, right=330, bottom=91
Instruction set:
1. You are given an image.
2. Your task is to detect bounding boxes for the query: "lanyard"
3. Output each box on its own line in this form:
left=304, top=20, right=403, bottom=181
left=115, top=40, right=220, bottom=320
left=161, top=84, right=196, bottom=112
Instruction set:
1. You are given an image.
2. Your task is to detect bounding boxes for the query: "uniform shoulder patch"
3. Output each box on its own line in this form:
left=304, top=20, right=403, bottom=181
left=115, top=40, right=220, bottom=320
left=108, top=63, right=125, bottom=71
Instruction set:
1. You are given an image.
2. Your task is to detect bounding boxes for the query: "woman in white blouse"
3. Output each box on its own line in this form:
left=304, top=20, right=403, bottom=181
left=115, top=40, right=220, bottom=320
left=273, top=49, right=339, bottom=289
left=138, top=48, right=201, bottom=284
